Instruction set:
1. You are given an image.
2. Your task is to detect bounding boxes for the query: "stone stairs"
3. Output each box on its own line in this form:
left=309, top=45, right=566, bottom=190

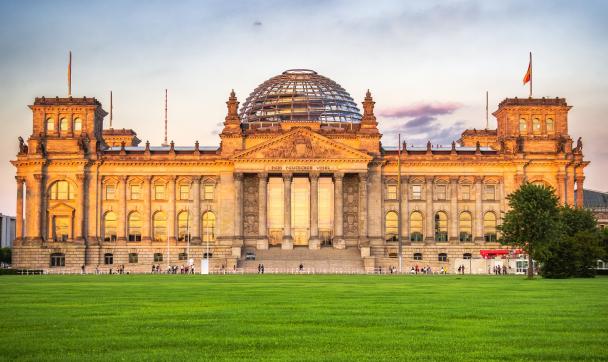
left=238, top=246, right=365, bottom=274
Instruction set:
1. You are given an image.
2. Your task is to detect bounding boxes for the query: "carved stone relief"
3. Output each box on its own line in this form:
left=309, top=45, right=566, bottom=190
left=343, top=174, right=359, bottom=237
left=243, top=174, right=259, bottom=236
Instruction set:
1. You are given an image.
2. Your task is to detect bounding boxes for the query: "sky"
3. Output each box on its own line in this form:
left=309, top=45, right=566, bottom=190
left=0, top=0, right=607, bottom=214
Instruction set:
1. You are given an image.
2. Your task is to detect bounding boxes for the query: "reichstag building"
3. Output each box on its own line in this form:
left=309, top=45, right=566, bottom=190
left=11, top=69, right=588, bottom=272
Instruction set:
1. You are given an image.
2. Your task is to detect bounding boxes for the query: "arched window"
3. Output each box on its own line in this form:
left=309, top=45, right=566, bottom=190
left=519, top=118, right=527, bottom=133
left=128, top=212, right=142, bottom=242
left=50, top=252, right=65, bottom=267
left=202, top=211, right=216, bottom=242
left=413, top=252, right=423, bottom=261
left=104, top=253, right=113, bottom=265
left=128, top=253, right=138, bottom=263
left=438, top=253, right=448, bottom=262
left=463, top=253, right=472, bottom=260
left=53, top=215, right=70, bottom=242
left=410, top=211, right=423, bottom=242
left=435, top=212, right=448, bottom=241
left=532, top=118, right=541, bottom=134
left=546, top=118, right=554, bottom=133
left=385, top=211, right=398, bottom=242
left=484, top=212, right=497, bottom=242
left=103, top=212, right=117, bottom=242
left=60, top=118, right=69, bottom=131
left=177, top=211, right=191, bottom=241
left=459, top=212, right=472, bottom=242
left=154, top=253, right=163, bottom=262
left=153, top=211, right=167, bottom=242
left=46, top=117, right=55, bottom=131
left=50, top=180, right=74, bottom=200
left=73, top=118, right=82, bottom=132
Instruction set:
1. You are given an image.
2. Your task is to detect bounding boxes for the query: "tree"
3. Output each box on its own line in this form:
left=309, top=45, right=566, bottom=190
left=499, top=183, right=561, bottom=279
left=559, top=206, right=597, bottom=236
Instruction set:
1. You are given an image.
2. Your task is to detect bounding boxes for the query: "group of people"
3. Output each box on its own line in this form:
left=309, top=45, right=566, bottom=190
left=457, top=265, right=467, bottom=274
left=91, top=264, right=129, bottom=275
left=257, top=264, right=265, bottom=274
left=490, top=265, right=508, bottom=275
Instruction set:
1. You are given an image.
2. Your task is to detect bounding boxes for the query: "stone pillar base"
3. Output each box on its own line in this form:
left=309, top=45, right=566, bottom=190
left=363, top=257, right=375, bottom=273
left=333, top=238, right=346, bottom=250
left=281, top=237, right=293, bottom=250
left=308, top=237, right=320, bottom=250
left=257, top=237, right=269, bottom=250
left=360, top=246, right=370, bottom=258
left=231, top=246, right=241, bottom=258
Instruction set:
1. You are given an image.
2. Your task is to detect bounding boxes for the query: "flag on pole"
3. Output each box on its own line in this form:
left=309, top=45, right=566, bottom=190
left=523, top=57, right=531, bottom=85
left=68, top=51, right=72, bottom=96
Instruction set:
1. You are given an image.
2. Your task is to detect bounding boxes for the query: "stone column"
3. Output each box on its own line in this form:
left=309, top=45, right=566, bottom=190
left=358, top=172, right=368, bottom=245
left=474, top=176, right=484, bottom=243
left=333, top=172, right=344, bottom=248
left=576, top=175, right=585, bottom=208
left=117, top=176, right=127, bottom=242
left=15, top=177, right=24, bottom=240
left=75, top=174, right=86, bottom=241
left=233, top=173, right=244, bottom=246
left=425, top=177, right=434, bottom=243
left=168, top=176, right=177, bottom=242
left=449, top=177, right=458, bottom=244
left=87, top=171, right=99, bottom=244
left=557, top=172, right=566, bottom=205
left=257, top=173, right=268, bottom=250
left=29, top=174, right=43, bottom=240
left=282, top=173, right=293, bottom=249
left=192, top=176, right=201, bottom=243
left=143, top=176, right=152, bottom=242
left=401, top=176, right=409, bottom=243
left=308, top=172, right=320, bottom=250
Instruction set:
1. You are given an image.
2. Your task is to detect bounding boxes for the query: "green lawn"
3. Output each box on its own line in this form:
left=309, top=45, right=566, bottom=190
left=0, top=275, right=606, bottom=361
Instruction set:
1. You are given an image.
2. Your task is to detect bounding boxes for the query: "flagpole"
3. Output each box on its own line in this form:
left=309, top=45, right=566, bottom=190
left=397, top=134, right=403, bottom=273
left=68, top=51, right=72, bottom=97
left=485, top=91, right=489, bottom=130
left=529, top=52, right=533, bottom=98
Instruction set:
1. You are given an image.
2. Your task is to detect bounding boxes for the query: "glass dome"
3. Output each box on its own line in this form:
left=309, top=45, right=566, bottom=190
left=239, top=69, right=362, bottom=124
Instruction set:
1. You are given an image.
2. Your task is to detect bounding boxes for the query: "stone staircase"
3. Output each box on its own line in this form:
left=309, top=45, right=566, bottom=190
left=238, top=246, right=365, bottom=274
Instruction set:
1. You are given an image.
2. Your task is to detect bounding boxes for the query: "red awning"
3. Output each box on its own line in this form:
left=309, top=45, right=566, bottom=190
left=480, top=249, right=524, bottom=258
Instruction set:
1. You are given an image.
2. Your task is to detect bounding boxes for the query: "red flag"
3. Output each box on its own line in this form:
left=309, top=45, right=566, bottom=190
left=523, top=56, right=531, bottom=85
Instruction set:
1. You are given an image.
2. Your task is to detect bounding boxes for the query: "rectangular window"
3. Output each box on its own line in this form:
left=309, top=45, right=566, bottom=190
left=128, top=253, right=138, bottom=263
left=179, top=185, right=190, bottom=200
left=130, top=184, right=141, bottom=200
left=154, top=185, right=165, bottom=200
left=105, top=184, right=116, bottom=200
left=411, top=185, right=422, bottom=200
left=387, top=184, right=397, bottom=200
left=460, top=185, right=471, bottom=200
left=483, top=185, right=496, bottom=201
left=203, top=184, right=214, bottom=200
left=435, top=185, right=447, bottom=200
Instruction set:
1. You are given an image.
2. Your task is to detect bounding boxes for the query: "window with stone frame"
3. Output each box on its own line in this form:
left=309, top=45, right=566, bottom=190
left=410, top=211, right=423, bottom=242
left=128, top=253, right=138, bottom=264
left=128, top=212, right=142, bottom=242
left=153, top=212, right=167, bottom=242
left=484, top=212, right=497, bottom=242
left=203, top=184, right=215, bottom=200
left=105, top=184, right=116, bottom=200
left=46, top=117, right=55, bottom=131
left=463, top=253, right=472, bottom=260
left=179, top=184, right=191, bottom=201
left=519, top=118, right=527, bottom=133
left=434, top=212, right=448, bottom=242
left=178, top=253, right=188, bottom=261
left=386, top=183, right=397, bottom=200
left=411, top=184, right=422, bottom=200
left=459, top=212, right=472, bottom=242
left=385, top=211, right=398, bottom=242
left=413, top=252, right=423, bottom=261
left=202, top=211, right=216, bottom=242
left=532, top=118, right=541, bottom=134
left=103, top=212, right=117, bottom=242
left=104, top=253, right=113, bottom=265
left=59, top=118, right=69, bottom=131
left=154, top=184, right=166, bottom=200
left=50, top=253, right=65, bottom=267
left=546, top=118, right=555, bottom=133
left=460, top=184, right=471, bottom=200
left=73, top=118, right=82, bottom=132
left=130, top=184, right=141, bottom=200
left=483, top=184, right=496, bottom=201
left=438, top=253, right=448, bottom=262
left=154, top=253, right=163, bottom=262
left=177, top=211, right=191, bottom=241
left=435, top=184, right=447, bottom=200
left=50, top=180, right=74, bottom=200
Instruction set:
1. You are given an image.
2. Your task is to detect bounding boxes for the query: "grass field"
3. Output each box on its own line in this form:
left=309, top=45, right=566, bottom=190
left=0, top=275, right=606, bottom=361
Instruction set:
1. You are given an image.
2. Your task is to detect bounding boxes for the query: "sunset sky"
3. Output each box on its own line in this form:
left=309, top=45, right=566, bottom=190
left=0, top=0, right=606, bottom=214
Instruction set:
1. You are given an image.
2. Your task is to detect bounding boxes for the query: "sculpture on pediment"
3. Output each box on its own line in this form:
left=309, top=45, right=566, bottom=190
left=261, top=134, right=334, bottom=159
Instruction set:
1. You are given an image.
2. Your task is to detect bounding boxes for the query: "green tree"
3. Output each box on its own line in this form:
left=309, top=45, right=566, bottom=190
left=571, top=231, right=604, bottom=277
left=559, top=206, right=597, bottom=237
left=499, top=183, right=561, bottom=279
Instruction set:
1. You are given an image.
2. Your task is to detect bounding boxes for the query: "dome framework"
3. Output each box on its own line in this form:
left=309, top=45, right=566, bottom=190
left=239, top=69, right=362, bottom=125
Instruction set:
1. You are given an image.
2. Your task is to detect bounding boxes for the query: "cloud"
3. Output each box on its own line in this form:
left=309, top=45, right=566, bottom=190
left=379, top=101, right=466, bottom=146
left=380, top=102, right=462, bottom=118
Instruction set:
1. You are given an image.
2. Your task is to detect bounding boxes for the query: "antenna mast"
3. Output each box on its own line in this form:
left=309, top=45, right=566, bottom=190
left=162, top=89, right=168, bottom=146
left=485, top=91, right=489, bottom=130
left=110, top=91, right=113, bottom=129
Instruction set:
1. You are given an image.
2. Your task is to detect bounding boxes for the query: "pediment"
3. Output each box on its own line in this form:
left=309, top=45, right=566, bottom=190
left=48, top=202, right=75, bottom=213
left=232, top=128, right=372, bottom=161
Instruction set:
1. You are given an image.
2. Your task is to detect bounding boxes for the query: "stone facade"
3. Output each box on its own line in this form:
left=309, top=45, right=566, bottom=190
left=11, top=74, right=589, bottom=272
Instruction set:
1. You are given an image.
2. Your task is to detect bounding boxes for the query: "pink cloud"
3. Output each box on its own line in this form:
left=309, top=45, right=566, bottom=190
left=380, top=102, right=462, bottom=118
